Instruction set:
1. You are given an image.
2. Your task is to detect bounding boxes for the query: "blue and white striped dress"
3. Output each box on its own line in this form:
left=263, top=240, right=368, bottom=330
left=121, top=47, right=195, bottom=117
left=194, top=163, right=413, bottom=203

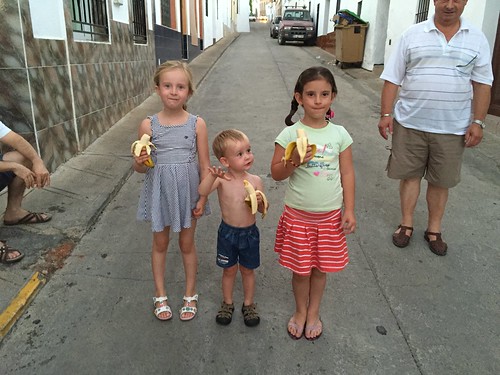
left=137, top=113, right=210, bottom=232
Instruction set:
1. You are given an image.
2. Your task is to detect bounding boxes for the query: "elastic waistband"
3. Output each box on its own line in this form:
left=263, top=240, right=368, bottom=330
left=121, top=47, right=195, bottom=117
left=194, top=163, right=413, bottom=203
left=284, top=205, right=341, bottom=223
left=220, top=220, right=257, bottom=232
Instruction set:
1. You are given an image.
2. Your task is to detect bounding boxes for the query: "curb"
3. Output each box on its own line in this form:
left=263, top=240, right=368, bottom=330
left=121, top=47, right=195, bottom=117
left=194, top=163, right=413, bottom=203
left=0, top=272, right=45, bottom=340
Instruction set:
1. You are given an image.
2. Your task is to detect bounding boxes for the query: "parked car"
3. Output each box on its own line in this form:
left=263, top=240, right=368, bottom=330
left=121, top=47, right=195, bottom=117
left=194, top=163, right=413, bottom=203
left=270, top=16, right=282, bottom=38
left=278, top=8, right=316, bottom=46
left=258, top=16, right=268, bottom=22
left=249, top=14, right=256, bottom=22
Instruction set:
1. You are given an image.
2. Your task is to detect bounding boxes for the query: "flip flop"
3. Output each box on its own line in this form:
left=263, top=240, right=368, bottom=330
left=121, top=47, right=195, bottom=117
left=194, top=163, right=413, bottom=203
left=4, top=212, right=52, bottom=226
left=305, top=318, right=323, bottom=341
left=0, top=243, right=25, bottom=264
left=287, top=317, right=304, bottom=340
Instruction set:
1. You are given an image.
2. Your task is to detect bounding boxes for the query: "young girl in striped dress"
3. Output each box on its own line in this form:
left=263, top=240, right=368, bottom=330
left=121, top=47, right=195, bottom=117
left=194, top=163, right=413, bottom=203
left=270, top=67, right=356, bottom=341
left=133, top=61, right=210, bottom=322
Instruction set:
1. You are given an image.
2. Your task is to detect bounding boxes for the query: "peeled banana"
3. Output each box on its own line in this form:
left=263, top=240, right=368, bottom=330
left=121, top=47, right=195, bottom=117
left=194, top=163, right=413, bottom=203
left=131, top=134, right=156, bottom=168
left=243, top=180, right=268, bottom=218
left=281, top=128, right=316, bottom=166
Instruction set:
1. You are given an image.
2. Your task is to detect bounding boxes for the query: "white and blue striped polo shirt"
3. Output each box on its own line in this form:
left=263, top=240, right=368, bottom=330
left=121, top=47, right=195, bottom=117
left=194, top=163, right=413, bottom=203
left=381, top=17, right=493, bottom=135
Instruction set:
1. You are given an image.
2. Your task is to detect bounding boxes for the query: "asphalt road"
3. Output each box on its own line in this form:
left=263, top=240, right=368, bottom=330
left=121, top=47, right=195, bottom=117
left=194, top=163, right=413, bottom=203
left=1, top=22, right=499, bottom=375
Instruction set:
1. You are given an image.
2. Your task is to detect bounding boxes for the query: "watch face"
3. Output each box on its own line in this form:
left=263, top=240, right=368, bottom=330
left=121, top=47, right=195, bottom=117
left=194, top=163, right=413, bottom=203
left=474, top=120, right=485, bottom=129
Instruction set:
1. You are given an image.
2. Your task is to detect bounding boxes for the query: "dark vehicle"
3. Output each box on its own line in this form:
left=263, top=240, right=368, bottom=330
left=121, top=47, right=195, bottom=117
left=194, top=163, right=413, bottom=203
left=270, top=16, right=282, bottom=38
left=278, top=8, right=316, bottom=46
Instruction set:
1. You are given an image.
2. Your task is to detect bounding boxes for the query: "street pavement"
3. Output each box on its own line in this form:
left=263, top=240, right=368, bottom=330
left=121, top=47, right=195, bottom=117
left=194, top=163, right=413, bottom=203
left=0, top=22, right=499, bottom=374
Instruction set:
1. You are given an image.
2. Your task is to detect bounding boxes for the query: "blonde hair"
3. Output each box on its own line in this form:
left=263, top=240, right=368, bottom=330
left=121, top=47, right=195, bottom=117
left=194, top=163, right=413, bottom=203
left=212, top=129, right=248, bottom=160
left=153, top=60, right=195, bottom=96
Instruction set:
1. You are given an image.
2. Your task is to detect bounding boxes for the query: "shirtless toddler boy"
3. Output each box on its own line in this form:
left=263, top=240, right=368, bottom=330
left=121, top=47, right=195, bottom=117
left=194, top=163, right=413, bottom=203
left=199, top=129, right=268, bottom=327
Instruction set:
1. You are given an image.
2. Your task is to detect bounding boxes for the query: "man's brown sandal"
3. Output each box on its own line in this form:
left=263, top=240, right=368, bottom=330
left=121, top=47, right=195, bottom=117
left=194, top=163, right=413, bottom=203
left=392, top=225, right=413, bottom=248
left=424, top=231, right=448, bottom=256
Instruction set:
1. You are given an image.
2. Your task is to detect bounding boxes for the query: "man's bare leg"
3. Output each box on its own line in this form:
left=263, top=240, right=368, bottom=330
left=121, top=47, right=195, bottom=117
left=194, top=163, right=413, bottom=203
left=426, top=182, right=448, bottom=238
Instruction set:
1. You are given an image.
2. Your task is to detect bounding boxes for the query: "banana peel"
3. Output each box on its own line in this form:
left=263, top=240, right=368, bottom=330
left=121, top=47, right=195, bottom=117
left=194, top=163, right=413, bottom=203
left=131, top=134, right=156, bottom=167
left=281, top=128, right=316, bottom=166
left=243, top=180, right=268, bottom=218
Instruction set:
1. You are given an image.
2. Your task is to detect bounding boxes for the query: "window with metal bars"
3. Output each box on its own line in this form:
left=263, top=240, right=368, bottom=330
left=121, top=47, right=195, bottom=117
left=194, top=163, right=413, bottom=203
left=71, top=0, right=109, bottom=42
left=415, top=0, right=430, bottom=23
left=132, top=0, right=147, bottom=44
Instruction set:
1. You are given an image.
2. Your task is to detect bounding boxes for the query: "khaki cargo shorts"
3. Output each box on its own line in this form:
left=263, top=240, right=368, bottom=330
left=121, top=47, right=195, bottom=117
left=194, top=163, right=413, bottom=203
left=386, top=121, right=465, bottom=188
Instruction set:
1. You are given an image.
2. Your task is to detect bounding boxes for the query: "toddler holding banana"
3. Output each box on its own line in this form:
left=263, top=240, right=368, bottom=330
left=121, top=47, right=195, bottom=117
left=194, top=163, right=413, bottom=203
left=270, top=66, right=356, bottom=341
left=198, top=129, right=268, bottom=328
left=133, top=61, right=211, bottom=322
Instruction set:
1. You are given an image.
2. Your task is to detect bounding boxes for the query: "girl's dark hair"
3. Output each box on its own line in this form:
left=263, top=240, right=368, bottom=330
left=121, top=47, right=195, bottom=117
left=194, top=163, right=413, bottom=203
left=285, top=66, right=338, bottom=126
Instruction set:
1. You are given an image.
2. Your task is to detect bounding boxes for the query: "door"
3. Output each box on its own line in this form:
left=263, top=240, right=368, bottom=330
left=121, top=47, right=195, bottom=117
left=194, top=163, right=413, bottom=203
left=489, top=14, right=500, bottom=116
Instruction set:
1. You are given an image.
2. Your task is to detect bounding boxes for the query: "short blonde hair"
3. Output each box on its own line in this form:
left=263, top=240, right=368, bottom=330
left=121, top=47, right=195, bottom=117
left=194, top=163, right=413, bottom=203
left=153, top=60, right=195, bottom=95
left=212, top=129, right=248, bottom=160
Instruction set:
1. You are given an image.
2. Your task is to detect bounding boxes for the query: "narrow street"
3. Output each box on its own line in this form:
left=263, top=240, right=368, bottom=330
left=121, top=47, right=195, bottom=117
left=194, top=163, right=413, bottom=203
left=1, top=22, right=499, bottom=374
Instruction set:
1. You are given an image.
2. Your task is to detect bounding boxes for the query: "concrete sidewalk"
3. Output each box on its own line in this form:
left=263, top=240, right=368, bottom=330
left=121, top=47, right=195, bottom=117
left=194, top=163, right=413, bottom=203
left=0, top=33, right=238, bottom=339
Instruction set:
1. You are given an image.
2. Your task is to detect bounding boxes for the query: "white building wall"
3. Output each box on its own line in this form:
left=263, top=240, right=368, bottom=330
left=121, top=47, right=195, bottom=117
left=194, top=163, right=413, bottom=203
left=238, top=0, right=251, bottom=32
left=203, top=0, right=233, bottom=47
left=114, top=0, right=131, bottom=24
left=320, top=0, right=334, bottom=35
left=383, top=0, right=419, bottom=63
left=326, top=1, right=338, bottom=34
left=482, top=0, right=500, bottom=51
left=203, top=0, right=214, bottom=48
left=29, top=0, right=66, bottom=40
left=360, top=0, right=388, bottom=71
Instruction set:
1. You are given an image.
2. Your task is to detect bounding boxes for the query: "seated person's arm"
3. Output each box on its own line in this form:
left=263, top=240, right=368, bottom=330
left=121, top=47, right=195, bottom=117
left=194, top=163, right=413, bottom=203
left=1, top=131, right=49, bottom=187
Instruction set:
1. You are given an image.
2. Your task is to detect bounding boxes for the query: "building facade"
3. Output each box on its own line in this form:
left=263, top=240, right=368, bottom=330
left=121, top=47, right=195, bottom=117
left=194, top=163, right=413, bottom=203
left=0, top=0, right=156, bottom=171
left=0, top=0, right=247, bottom=172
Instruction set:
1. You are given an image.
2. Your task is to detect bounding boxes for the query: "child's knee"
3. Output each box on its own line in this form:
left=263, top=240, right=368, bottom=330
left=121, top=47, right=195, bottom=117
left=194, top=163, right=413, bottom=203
left=223, top=265, right=238, bottom=277
left=153, top=233, right=169, bottom=251
left=239, top=265, right=254, bottom=277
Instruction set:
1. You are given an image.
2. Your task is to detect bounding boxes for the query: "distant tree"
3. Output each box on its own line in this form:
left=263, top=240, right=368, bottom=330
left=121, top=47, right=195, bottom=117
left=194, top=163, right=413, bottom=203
left=249, top=0, right=253, bottom=15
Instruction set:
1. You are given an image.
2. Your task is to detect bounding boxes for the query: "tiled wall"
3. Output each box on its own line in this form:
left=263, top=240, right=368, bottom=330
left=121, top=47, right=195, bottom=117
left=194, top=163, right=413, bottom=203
left=0, top=0, right=156, bottom=172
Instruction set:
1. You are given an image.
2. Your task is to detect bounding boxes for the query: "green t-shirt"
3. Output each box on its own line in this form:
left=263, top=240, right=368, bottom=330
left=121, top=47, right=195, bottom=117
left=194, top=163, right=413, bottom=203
left=275, top=121, right=353, bottom=212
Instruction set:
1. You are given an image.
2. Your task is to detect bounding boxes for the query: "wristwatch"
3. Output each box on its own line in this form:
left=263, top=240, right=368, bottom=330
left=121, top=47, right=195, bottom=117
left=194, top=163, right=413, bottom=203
left=473, top=119, right=486, bottom=129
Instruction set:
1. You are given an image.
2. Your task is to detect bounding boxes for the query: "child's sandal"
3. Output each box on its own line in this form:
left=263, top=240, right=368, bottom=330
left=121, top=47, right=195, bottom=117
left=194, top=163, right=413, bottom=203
left=153, top=296, right=172, bottom=321
left=215, top=301, right=234, bottom=325
left=179, top=294, right=198, bottom=321
left=241, top=303, right=260, bottom=327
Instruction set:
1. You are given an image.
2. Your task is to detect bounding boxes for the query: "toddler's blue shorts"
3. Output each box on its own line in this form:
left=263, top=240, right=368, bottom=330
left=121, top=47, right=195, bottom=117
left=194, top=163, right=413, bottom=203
left=0, top=154, right=15, bottom=192
left=216, top=220, right=260, bottom=270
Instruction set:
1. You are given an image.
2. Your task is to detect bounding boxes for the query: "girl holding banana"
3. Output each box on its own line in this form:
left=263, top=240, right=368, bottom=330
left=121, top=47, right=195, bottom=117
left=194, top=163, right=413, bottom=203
left=270, top=67, right=356, bottom=341
left=132, top=61, right=211, bottom=322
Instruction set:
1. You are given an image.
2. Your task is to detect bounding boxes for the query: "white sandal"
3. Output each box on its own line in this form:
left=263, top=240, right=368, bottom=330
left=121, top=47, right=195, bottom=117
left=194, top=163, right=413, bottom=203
left=153, top=296, right=172, bottom=321
left=179, top=294, right=198, bottom=321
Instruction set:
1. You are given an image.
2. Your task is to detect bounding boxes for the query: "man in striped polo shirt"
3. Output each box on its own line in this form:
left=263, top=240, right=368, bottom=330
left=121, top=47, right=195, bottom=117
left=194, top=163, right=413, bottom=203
left=377, top=0, right=493, bottom=256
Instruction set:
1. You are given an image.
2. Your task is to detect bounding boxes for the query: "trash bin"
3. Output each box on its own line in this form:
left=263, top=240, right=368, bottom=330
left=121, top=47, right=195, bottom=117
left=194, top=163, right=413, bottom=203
left=332, top=10, right=368, bottom=68
left=335, top=24, right=368, bottom=67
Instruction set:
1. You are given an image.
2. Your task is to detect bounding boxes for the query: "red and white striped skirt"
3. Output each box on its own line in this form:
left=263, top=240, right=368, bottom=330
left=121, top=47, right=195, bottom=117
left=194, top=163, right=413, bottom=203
left=274, top=205, right=349, bottom=275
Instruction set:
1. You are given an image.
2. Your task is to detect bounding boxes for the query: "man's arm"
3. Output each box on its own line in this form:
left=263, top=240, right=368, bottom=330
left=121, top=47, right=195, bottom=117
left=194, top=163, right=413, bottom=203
left=0, top=131, right=50, bottom=188
left=377, top=81, right=399, bottom=139
left=465, top=82, right=492, bottom=148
